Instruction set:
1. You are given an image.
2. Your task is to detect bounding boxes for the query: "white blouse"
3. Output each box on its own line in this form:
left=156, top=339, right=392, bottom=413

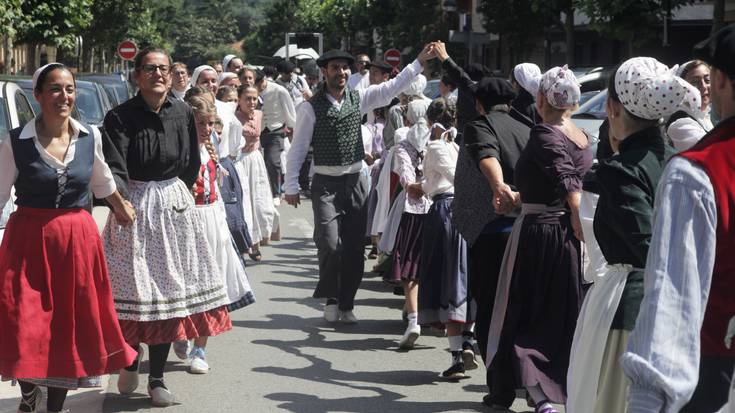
left=422, top=138, right=458, bottom=199
left=0, top=117, right=117, bottom=209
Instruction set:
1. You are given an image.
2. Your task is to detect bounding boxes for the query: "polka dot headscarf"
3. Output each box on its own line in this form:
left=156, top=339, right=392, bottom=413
left=539, top=65, right=580, bottom=110
left=614, top=57, right=701, bottom=120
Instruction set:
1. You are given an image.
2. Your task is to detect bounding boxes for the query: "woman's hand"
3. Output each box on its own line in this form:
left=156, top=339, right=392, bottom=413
left=406, top=182, right=424, bottom=199
left=114, top=200, right=136, bottom=226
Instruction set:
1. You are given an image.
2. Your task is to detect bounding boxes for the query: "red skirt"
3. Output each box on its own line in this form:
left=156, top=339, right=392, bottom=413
left=119, top=306, right=232, bottom=346
left=0, top=207, right=137, bottom=379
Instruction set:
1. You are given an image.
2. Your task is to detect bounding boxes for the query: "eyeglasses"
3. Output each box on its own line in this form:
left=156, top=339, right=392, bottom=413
left=141, top=64, right=171, bottom=75
left=173, top=70, right=187, bottom=77
left=357, top=61, right=370, bottom=65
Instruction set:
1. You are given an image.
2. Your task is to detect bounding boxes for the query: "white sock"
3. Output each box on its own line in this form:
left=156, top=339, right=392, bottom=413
left=407, top=312, right=418, bottom=329
left=448, top=335, right=464, bottom=352
left=527, top=385, right=548, bottom=405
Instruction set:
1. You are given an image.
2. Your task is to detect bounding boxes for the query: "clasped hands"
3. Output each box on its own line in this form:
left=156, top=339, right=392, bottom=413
left=493, top=183, right=520, bottom=214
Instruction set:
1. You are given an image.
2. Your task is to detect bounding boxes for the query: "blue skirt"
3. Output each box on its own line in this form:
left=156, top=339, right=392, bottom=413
left=219, top=157, right=253, bottom=254
left=418, top=194, right=470, bottom=325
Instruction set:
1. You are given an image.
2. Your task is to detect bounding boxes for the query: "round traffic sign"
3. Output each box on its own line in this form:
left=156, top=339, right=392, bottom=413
left=384, top=49, right=401, bottom=68
left=117, top=40, right=138, bottom=61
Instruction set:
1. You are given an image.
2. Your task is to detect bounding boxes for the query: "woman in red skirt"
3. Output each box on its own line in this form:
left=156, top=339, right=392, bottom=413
left=0, top=63, right=138, bottom=413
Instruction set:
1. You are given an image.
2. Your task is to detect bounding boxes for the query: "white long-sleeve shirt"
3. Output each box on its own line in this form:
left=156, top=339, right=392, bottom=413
left=0, top=117, right=117, bottom=210
left=422, top=139, right=458, bottom=198
left=260, top=80, right=296, bottom=131
left=621, top=156, right=717, bottom=413
left=284, top=59, right=424, bottom=195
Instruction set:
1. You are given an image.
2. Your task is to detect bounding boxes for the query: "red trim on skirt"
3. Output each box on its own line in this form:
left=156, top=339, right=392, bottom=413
left=0, top=207, right=137, bottom=379
left=119, top=306, right=232, bottom=346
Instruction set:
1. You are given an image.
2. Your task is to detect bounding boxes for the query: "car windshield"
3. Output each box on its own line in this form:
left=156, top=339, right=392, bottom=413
left=0, top=97, right=8, bottom=138
left=75, top=86, right=104, bottom=125
left=574, top=89, right=608, bottom=118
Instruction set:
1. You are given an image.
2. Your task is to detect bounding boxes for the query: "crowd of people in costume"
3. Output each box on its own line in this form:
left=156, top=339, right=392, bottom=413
left=0, top=22, right=735, bottom=413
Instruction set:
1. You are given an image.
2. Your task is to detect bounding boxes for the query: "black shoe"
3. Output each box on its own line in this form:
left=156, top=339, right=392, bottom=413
left=482, top=394, right=512, bottom=410
left=367, top=246, right=378, bottom=259
left=441, top=361, right=466, bottom=379
left=392, top=286, right=405, bottom=296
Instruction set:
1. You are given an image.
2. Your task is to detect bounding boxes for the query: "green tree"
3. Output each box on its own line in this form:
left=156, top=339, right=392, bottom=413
left=0, top=0, right=23, bottom=73
left=17, top=0, right=93, bottom=50
left=576, top=0, right=694, bottom=56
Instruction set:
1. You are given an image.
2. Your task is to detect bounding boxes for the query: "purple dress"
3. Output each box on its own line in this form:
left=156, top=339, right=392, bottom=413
left=503, top=124, right=592, bottom=403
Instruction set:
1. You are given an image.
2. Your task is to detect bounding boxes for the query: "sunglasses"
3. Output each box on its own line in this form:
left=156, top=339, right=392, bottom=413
left=141, top=64, right=171, bottom=75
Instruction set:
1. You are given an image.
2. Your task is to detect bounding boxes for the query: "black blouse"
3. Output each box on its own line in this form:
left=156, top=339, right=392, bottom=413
left=101, top=93, right=200, bottom=198
left=593, top=126, right=674, bottom=330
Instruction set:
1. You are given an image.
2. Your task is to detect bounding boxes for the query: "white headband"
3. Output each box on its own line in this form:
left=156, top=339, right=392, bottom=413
left=32, top=63, right=65, bottom=91
left=222, top=55, right=236, bottom=72
left=190, top=65, right=217, bottom=88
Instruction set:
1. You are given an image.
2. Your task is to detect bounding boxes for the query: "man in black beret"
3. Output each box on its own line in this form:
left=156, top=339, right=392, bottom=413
left=435, top=40, right=530, bottom=410
left=276, top=59, right=312, bottom=105
left=284, top=45, right=437, bottom=324
left=366, top=61, right=394, bottom=86
left=621, top=23, right=735, bottom=413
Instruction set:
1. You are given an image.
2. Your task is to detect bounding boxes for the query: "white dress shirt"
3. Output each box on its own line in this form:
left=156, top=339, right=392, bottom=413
left=348, top=71, right=366, bottom=90
left=621, top=156, right=717, bottom=413
left=667, top=113, right=714, bottom=152
left=284, top=59, right=424, bottom=195
left=0, top=117, right=117, bottom=210
left=260, top=80, right=297, bottom=131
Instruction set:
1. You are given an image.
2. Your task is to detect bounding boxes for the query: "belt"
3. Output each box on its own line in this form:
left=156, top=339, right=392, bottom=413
left=264, top=126, right=285, bottom=134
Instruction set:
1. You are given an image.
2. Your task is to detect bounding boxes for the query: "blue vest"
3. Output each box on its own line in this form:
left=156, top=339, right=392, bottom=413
left=10, top=123, right=94, bottom=209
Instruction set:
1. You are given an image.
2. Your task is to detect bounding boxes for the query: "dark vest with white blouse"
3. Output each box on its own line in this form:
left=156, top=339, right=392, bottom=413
left=679, top=116, right=735, bottom=357
left=9, top=123, right=94, bottom=209
left=310, top=88, right=364, bottom=167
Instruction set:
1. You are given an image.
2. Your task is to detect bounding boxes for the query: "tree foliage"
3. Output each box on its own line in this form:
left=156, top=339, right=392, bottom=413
left=17, top=0, right=93, bottom=49
left=576, top=0, right=694, bottom=46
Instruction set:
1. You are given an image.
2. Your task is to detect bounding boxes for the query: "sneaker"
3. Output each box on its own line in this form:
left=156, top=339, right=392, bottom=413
left=188, top=347, right=210, bottom=374
left=324, top=303, right=339, bottom=322
left=118, top=346, right=145, bottom=395
left=462, top=342, right=480, bottom=370
left=482, top=394, right=512, bottom=411
left=17, top=386, right=43, bottom=413
left=441, top=360, right=467, bottom=379
left=173, top=340, right=191, bottom=360
left=339, top=310, right=358, bottom=324
left=534, top=400, right=559, bottom=413
left=398, top=325, right=421, bottom=349
left=147, top=380, right=175, bottom=407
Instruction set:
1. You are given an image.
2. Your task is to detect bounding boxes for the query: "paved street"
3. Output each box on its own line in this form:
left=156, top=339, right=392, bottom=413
left=0, top=201, right=563, bottom=413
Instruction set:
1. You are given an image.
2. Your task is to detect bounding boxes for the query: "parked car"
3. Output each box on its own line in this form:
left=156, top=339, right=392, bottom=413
left=571, top=89, right=607, bottom=153
left=0, top=80, right=36, bottom=237
left=77, top=73, right=133, bottom=107
left=577, top=67, right=614, bottom=94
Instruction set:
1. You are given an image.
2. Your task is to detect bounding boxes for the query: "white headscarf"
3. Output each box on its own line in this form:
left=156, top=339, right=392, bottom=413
left=405, top=99, right=431, bottom=151
left=614, top=57, right=701, bottom=120
left=513, top=63, right=542, bottom=96
left=404, top=74, right=428, bottom=98
left=218, top=72, right=237, bottom=85
left=222, top=55, right=236, bottom=72
left=539, top=65, right=580, bottom=110
left=190, top=65, right=217, bottom=88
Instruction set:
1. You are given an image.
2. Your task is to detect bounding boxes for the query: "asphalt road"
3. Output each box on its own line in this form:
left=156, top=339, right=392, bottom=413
left=1, top=201, right=563, bottom=413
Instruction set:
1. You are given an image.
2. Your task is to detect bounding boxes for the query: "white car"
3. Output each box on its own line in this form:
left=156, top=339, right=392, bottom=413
left=571, top=89, right=608, bottom=158
left=0, top=81, right=36, bottom=239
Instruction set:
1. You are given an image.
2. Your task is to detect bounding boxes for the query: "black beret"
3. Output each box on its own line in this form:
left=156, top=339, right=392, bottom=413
left=367, top=61, right=393, bottom=73
left=693, top=23, right=735, bottom=79
left=276, top=60, right=296, bottom=73
left=316, top=49, right=355, bottom=67
left=470, top=77, right=517, bottom=109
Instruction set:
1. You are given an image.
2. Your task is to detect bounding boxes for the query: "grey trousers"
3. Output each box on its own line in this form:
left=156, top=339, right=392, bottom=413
left=311, top=172, right=369, bottom=311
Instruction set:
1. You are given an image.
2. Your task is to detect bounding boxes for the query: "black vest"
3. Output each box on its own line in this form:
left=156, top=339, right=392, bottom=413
left=10, top=123, right=94, bottom=209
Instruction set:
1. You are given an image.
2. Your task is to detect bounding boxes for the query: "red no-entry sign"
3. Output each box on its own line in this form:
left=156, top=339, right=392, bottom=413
left=384, top=49, right=401, bottom=68
left=117, top=40, right=138, bottom=61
